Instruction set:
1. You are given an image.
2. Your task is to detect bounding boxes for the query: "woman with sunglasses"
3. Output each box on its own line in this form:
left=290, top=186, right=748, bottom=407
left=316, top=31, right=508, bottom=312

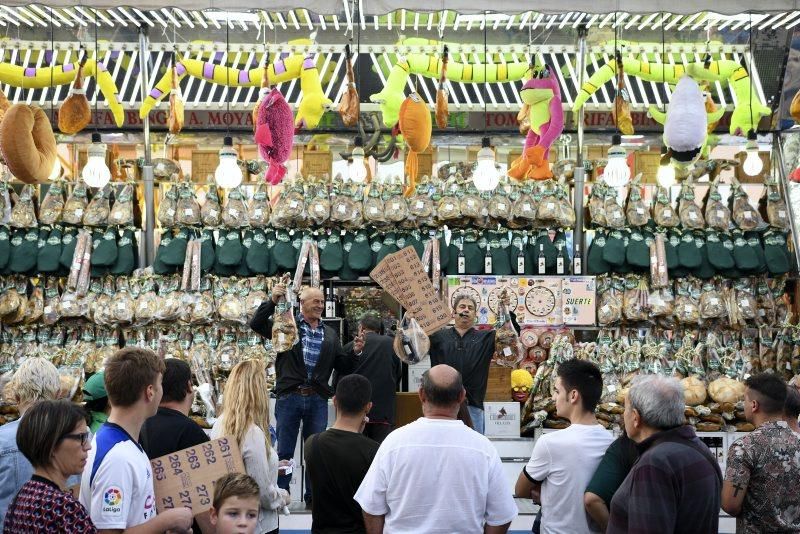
left=4, top=400, right=96, bottom=533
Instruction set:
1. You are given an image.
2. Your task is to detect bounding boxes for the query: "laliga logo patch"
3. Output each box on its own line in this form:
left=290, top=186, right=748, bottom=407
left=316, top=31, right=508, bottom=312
left=103, top=487, right=123, bottom=513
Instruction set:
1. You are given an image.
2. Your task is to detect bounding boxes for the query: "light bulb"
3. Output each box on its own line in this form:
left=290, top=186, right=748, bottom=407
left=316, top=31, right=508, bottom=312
left=742, top=132, right=763, bottom=177
left=656, top=147, right=676, bottom=187
left=602, top=135, right=630, bottom=187
left=81, top=133, right=111, bottom=188
left=349, top=146, right=368, bottom=183
left=472, top=137, right=499, bottom=192
left=215, top=136, right=243, bottom=189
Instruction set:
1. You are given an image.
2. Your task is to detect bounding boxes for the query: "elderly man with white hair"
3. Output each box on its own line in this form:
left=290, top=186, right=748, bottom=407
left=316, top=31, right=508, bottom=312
left=250, top=283, right=359, bottom=508
left=0, top=357, right=61, bottom=529
left=606, top=375, right=722, bottom=534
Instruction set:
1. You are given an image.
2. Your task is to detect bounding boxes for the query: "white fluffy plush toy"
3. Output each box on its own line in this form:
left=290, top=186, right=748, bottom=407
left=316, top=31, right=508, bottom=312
left=650, top=75, right=724, bottom=166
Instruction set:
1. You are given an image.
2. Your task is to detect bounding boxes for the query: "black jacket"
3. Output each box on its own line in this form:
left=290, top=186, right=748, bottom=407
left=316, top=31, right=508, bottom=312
left=250, top=300, right=356, bottom=398
left=343, top=332, right=402, bottom=425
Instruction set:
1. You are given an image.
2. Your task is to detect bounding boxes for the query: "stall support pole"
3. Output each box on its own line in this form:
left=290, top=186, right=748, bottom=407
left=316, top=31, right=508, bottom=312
left=775, top=135, right=800, bottom=270
left=138, top=28, right=155, bottom=266
left=573, top=26, right=587, bottom=264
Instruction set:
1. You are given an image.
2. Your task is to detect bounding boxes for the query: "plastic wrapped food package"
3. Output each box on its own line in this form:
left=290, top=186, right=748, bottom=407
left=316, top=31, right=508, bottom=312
left=112, top=278, right=135, bottom=325
left=699, top=281, right=725, bottom=319
left=409, top=183, right=434, bottom=219
left=555, top=183, right=576, bottom=228
left=384, top=184, right=410, bottom=223
left=306, top=183, right=330, bottom=226
left=588, top=182, right=607, bottom=227
left=222, top=187, right=250, bottom=228
left=363, top=184, right=386, bottom=225
left=704, top=180, right=730, bottom=231
left=39, top=181, right=65, bottom=225
left=652, top=186, right=679, bottom=228
left=176, top=183, right=201, bottom=226
left=603, top=188, right=626, bottom=229
left=393, top=314, right=430, bottom=364
left=83, top=185, right=111, bottom=227
left=731, top=183, right=763, bottom=231
left=625, top=177, right=649, bottom=227
left=535, top=181, right=560, bottom=226
left=437, top=180, right=462, bottom=223
left=271, top=279, right=298, bottom=353
left=155, top=275, right=182, bottom=321
left=493, top=290, right=523, bottom=367
left=157, top=184, right=178, bottom=228
left=10, top=185, right=37, bottom=228
left=678, top=180, right=704, bottom=229
left=622, top=276, right=649, bottom=322
left=201, top=186, right=222, bottom=227
left=109, top=184, right=135, bottom=226
left=765, top=182, right=790, bottom=231
left=512, top=187, right=537, bottom=225
left=597, top=279, right=623, bottom=326
left=248, top=184, right=271, bottom=228
left=62, top=182, right=89, bottom=225
left=217, top=278, right=247, bottom=324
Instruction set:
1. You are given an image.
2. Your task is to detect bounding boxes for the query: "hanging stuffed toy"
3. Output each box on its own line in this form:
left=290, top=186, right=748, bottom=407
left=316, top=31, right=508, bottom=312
left=396, top=93, right=431, bottom=197
left=294, top=52, right=333, bottom=130
left=255, top=86, right=294, bottom=185
left=435, top=46, right=449, bottom=129
left=168, top=60, right=184, bottom=135
left=652, top=76, right=713, bottom=166
left=338, top=44, right=360, bottom=127
left=508, top=69, right=563, bottom=181
left=58, top=56, right=91, bottom=135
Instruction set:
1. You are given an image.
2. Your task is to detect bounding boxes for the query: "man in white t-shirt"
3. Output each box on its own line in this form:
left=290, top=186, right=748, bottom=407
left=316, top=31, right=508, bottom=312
left=80, top=347, right=193, bottom=534
left=515, top=359, right=613, bottom=534
left=354, top=364, right=517, bottom=534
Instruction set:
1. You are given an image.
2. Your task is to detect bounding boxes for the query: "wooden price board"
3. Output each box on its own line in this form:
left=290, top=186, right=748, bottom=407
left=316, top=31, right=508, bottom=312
left=151, top=436, right=246, bottom=516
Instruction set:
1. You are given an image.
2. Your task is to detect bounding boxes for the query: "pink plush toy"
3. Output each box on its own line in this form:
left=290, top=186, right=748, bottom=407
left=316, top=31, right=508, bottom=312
left=520, top=72, right=563, bottom=159
left=508, top=72, right=563, bottom=181
left=255, top=88, right=294, bottom=185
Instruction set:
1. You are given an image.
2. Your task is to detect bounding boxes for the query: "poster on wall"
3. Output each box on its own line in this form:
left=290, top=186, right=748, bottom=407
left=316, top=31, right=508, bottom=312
left=445, top=276, right=591, bottom=326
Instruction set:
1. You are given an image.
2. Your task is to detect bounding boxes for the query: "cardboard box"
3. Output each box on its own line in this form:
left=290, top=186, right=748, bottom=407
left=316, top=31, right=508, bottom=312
left=396, top=392, right=423, bottom=428
left=634, top=151, right=661, bottom=184
left=483, top=402, right=521, bottom=437
left=151, top=436, right=245, bottom=516
left=485, top=364, right=512, bottom=402
left=415, top=147, right=434, bottom=178
left=302, top=150, right=333, bottom=178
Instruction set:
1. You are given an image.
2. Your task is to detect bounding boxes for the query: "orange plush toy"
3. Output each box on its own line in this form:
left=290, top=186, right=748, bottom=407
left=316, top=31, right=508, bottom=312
left=397, top=93, right=431, bottom=196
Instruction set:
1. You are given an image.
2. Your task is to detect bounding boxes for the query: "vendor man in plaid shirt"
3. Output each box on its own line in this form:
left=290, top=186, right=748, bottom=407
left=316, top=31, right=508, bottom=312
left=251, top=284, right=360, bottom=508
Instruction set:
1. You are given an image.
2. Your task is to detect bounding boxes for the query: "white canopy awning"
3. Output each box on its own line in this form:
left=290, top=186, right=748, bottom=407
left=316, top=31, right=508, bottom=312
left=2, top=0, right=799, bottom=16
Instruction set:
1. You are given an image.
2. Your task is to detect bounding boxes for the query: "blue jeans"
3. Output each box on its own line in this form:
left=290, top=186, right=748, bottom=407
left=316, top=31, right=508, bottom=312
left=275, top=392, right=328, bottom=502
left=468, top=405, right=485, bottom=434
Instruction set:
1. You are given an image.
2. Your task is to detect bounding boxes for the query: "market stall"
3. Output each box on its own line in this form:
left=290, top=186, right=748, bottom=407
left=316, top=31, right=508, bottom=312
left=0, top=3, right=796, bottom=474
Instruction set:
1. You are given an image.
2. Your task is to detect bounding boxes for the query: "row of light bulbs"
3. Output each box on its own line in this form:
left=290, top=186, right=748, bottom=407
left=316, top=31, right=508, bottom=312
left=75, top=133, right=764, bottom=191
left=605, top=132, right=764, bottom=189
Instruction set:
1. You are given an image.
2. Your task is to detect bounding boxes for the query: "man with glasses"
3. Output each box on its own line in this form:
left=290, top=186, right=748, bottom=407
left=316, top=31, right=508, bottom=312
left=251, top=284, right=358, bottom=509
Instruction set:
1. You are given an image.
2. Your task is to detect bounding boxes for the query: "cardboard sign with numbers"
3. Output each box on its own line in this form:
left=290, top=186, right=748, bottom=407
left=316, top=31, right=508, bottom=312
left=151, top=436, right=246, bottom=516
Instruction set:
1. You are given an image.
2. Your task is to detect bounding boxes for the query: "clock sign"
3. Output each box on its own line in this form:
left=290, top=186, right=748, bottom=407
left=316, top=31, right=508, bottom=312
left=525, top=286, right=557, bottom=317
left=451, top=286, right=482, bottom=310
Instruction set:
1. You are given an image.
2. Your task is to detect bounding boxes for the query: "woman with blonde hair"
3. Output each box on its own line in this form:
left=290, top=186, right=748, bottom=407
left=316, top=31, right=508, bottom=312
left=211, top=359, right=290, bottom=534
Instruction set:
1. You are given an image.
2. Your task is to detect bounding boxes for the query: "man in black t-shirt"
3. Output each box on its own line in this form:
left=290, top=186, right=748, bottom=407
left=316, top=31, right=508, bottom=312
left=343, top=314, right=402, bottom=443
left=305, top=374, right=379, bottom=534
left=140, top=358, right=211, bottom=532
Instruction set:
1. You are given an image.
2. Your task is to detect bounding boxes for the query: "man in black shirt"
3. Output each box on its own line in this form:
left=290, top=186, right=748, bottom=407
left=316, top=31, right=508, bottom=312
left=305, top=374, right=379, bottom=534
left=344, top=314, right=402, bottom=443
left=429, top=293, right=516, bottom=434
left=140, top=358, right=211, bottom=533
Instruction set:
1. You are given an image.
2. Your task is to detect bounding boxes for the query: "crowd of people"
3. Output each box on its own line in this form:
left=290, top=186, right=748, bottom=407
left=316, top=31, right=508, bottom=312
left=0, top=282, right=799, bottom=533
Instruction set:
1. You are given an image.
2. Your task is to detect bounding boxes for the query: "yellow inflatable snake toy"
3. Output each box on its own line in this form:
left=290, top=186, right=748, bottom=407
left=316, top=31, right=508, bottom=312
left=141, top=39, right=332, bottom=130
